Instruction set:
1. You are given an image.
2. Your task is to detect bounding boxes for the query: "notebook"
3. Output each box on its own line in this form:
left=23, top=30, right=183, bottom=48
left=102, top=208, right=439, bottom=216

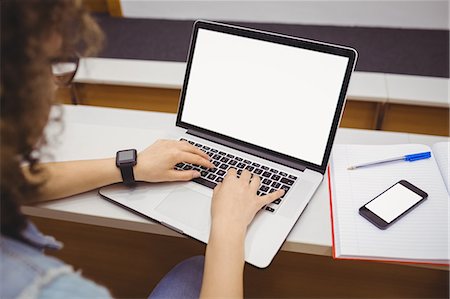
left=329, top=142, right=449, bottom=265
left=99, top=20, right=357, bottom=268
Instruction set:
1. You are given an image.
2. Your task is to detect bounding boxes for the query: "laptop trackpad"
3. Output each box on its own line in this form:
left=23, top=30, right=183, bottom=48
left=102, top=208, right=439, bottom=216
left=155, top=187, right=211, bottom=232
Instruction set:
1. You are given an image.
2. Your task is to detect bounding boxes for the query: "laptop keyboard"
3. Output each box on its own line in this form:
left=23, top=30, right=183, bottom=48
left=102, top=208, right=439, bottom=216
left=175, top=138, right=298, bottom=213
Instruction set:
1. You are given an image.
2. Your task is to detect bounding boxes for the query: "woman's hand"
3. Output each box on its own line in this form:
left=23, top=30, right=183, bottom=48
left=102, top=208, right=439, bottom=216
left=210, top=168, right=285, bottom=233
left=135, top=139, right=214, bottom=183
left=200, top=169, right=285, bottom=299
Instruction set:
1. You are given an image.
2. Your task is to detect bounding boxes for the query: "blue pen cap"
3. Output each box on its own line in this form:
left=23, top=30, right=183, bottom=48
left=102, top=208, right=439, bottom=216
left=404, top=152, right=431, bottom=162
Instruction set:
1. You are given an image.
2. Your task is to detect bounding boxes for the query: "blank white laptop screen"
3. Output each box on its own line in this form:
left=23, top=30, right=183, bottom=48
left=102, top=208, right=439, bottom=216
left=181, top=29, right=349, bottom=165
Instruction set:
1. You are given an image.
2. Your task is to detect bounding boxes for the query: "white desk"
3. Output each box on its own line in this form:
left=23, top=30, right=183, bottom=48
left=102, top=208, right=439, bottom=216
left=23, top=104, right=449, bottom=257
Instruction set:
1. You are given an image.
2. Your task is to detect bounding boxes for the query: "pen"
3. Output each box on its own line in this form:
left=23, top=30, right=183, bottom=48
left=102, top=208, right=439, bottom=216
left=347, top=151, right=431, bottom=170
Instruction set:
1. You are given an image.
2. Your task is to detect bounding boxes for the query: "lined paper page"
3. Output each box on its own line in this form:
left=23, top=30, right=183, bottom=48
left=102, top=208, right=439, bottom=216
left=330, top=144, right=449, bottom=262
left=432, top=142, right=449, bottom=194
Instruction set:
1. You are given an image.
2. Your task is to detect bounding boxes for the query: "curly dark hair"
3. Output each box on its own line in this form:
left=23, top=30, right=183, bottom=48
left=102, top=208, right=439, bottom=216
left=1, top=0, right=103, bottom=241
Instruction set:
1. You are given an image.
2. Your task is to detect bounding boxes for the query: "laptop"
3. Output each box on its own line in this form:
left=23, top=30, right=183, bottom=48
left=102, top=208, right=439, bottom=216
left=99, top=20, right=357, bottom=268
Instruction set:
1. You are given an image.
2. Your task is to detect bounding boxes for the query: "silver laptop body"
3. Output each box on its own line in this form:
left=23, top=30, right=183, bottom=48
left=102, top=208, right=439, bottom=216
left=99, top=20, right=357, bottom=268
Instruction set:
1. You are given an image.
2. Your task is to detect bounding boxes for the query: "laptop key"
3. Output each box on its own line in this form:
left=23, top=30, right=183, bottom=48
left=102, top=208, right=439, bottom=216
left=219, top=164, right=228, bottom=170
left=252, top=162, right=260, bottom=167
left=265, top=206, right=275, bottom=212
left=281, top=185, right=290, bottom=191
left=220, top=157, right=229, bottom=163
left=262, top=178, right=272, bottom=185
left=183, top=165, right=193, bottom=170
left=280, top=177, right=295, bottom=186
left=200, top=171, right=208, bottom=177
left=207, top=173, right=217, bottom=180
left=226, top=154, right=235, bottom=159
left=193, top=177, right=217, bottom=189
left=215, top=177, right=223, bottom=183
left=195, top=143, right=202, bottom=147
left=213, top=154, right=221, bottom=160
left=237, top=162, right=246, bottom=169
left=279, top=171, right=288, bottom=177
left=217, top=170, right=226, bottom=176
left=229, top=160, right=238, bottom=166
left=202, top=146, right=210, bottom=150
left=288, top=174, right=298, bottom=180
left=244, top=165, right=254, bottom=172
left=270, top=168, right=278, bottom=174
left=219, top=151, right=226, bottom=155
left=261, top=165, right=269, bottom=170
left=271, top=182, right=281, bottom=188
left=213, top=161, right=220, bottom=167
left=254, top=169, right=263, bottom=175
left=260, top=185, right=269, bottom=192
left=262, top=171, right=271, bottom=178
left=271, top=174, right=281, bottom=181
left=280, top=185, right=290, bottom=197
left=272, top=198, right=281, bottom=205
left=244, top=159, right=252, bottom=164
left=235, top=157, right=243, bottom=161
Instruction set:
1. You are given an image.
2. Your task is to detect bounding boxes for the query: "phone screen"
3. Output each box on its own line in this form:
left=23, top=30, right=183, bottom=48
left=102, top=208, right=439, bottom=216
left=365, top=183, right=423, bottom=224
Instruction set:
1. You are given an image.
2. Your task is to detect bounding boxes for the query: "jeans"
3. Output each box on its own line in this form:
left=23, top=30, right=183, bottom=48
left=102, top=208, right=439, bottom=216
left=149, top=255, right=205, bottom=299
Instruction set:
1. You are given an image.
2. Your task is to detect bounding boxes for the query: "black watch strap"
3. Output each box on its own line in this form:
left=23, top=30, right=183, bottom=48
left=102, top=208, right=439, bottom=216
left=116, top=149, right=137, bottom=186
left=119, top=164, right=135, bottom=186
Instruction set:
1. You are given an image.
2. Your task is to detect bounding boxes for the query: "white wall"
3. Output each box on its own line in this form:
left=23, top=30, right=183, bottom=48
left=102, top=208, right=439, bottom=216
left=121, top=0, right=449, bottom=30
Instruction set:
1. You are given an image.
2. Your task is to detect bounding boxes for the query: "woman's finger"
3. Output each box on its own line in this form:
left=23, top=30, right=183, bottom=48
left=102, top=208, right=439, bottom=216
left=239, top=169, right=252, bottom=183
left=223, top=167, right=237, bottom=182
left=249, top=174, right=261, bottom=190
left=179, top=152, right=214, bottom=168
left=260, top=189, right=285, bottom=206
left=179, top=140, right=211, bottom=160
left=167, top=169, right=201, bottom=182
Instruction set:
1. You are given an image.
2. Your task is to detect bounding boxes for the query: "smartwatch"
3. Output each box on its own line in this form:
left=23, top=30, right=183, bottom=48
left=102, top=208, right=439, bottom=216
left=116, top=149, right=137, bottom=186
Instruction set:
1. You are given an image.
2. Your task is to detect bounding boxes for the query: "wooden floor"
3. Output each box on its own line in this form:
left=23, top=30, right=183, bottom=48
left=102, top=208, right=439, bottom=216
left=44, top=84, right=450, bottom=298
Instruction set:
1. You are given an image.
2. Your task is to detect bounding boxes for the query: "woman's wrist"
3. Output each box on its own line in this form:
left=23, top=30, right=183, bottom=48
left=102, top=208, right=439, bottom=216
left=210, top=219, right=247, bottom=243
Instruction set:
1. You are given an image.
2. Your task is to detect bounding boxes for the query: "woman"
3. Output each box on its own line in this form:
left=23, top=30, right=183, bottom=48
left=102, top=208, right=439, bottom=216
left=0, top=1, right=284, bottom=298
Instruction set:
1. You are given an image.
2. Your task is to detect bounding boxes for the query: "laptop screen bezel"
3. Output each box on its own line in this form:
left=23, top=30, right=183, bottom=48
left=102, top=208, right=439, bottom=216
left=176, top=20, right=357, bottom=174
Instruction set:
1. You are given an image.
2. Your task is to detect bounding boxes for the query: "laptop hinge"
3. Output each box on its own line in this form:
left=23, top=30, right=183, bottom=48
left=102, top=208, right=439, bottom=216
left=186, top=129, right=307, bottom=172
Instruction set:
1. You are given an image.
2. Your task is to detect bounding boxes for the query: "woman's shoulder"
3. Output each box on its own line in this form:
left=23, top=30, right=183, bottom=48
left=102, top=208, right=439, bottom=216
left=37, top=271, right=111, bottom=299
left=1, top=235, right=111, bottom=299
left=1, top=234, right=64, bottom=271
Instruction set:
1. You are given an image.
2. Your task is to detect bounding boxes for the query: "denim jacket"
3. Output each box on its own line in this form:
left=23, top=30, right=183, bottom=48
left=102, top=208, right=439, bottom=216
left=1, top=222, right=111, bottom=299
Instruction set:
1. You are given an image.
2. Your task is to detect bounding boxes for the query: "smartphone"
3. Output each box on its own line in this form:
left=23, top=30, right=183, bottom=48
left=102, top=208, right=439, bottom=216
left=359, top=180, right=428, bottom=230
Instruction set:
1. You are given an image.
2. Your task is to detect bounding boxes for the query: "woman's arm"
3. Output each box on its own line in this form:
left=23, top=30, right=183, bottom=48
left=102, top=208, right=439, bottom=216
left=200, top=169, right=284, bottom=298
left=24, top=140, right=214, bottom=201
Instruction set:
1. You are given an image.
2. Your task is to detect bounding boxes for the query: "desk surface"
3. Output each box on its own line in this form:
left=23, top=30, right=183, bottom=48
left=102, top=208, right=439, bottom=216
left=23, top=104, right=449, bottom=257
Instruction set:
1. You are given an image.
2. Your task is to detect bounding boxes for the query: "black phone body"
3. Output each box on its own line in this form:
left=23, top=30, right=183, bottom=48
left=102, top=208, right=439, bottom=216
left=359, top=180, right=428, bottom=230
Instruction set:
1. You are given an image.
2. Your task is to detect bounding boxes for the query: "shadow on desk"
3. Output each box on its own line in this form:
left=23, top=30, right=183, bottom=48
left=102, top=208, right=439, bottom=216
left=31, top=216, right=448, bottom=298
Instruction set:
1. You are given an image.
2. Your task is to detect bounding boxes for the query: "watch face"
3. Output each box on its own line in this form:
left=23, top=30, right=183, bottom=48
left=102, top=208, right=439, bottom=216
left=117, top=149, right=137, bottom=164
